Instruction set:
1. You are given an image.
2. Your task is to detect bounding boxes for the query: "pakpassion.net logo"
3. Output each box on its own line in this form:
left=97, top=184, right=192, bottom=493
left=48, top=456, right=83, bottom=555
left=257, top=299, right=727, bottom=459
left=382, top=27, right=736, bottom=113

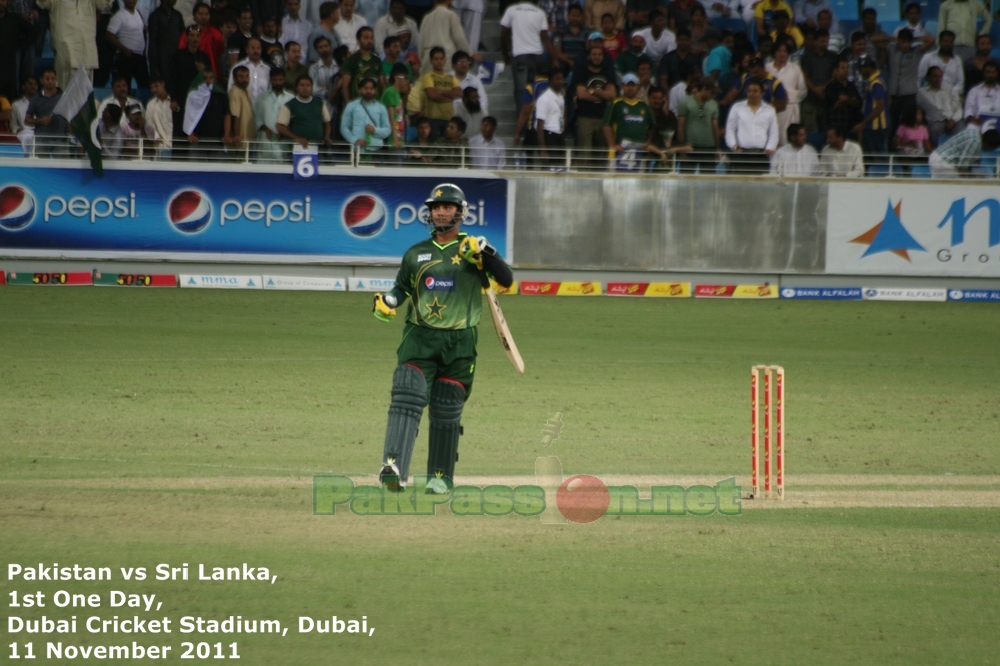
left=312, top=474, right=741, bottom=523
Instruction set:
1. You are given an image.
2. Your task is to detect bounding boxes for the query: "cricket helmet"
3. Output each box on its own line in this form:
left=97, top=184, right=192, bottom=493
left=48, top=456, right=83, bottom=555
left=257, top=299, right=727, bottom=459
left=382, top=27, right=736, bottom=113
left=421, top=183, right=469, bottom=234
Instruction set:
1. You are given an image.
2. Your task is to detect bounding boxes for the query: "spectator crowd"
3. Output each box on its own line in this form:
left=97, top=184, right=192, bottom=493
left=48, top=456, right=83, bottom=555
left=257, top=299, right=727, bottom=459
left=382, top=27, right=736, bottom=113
left=1, top=0, right=998, bottom=175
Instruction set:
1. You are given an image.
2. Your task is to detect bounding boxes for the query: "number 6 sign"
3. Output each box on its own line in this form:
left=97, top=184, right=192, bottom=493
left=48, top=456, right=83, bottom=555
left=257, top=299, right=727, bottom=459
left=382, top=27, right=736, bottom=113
left=293, top=145, right=319, bottom=180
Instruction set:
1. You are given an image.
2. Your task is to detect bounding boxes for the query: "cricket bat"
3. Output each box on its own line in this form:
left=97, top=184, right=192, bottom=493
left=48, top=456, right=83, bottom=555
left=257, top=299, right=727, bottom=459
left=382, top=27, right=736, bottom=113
left=483, top=278, right=525, bottom=374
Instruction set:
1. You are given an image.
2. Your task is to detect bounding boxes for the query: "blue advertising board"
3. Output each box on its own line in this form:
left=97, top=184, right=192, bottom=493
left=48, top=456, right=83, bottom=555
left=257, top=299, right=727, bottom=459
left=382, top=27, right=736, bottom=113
left=0, top=164, right=513, bottom=263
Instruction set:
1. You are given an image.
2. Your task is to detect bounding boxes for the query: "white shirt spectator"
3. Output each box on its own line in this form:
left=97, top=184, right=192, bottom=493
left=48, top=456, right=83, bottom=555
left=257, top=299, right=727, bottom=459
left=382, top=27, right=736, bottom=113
left=356, top=0, right=389, bottom=27
left=636, top=27, right=676, bottom=65
left=668, top=81, right=687, bottom=114
left=725, top=100, right=779, bottom=151
left=500, top=1, right=548, bottom=57
left=918, top=84, right=964, bottom=122
left=469, top=133, right=506, bottom=168
left=454, top=71, right=489, bottom=113
left=310, top=58, right=340, bottom=100
left=534, top=86, right=564, bottom=133
left=335, top=13, right=369, bottom=53
left=145, top=95, right=174, bottom=149
left=793, top=0, right=838, bottom=33
left=282, top=16, right=314, bottom=48
left=770, top=142, right=819, bottom=175
left=893, top=20, right=931, bottom=41
left=11, top=97, right=30, bottom=136
left=963, top=82, right=1000, bottom=123
left=107, top=6, right=146, bottom=53
left=918, top=52, right=964, bottom=96
left=704, top=0, right=739, bottom=21
left=229, top=59, right=272, bottom=106
left=97, top=95, right=141, bottom=118
left=820, top=140, right=864, bottom=176
left=374, top=14, right=420, bottom=53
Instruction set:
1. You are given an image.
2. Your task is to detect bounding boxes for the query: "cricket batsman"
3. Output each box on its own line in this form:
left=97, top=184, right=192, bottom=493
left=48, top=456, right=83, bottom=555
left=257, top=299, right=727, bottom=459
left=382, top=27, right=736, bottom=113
left=372, top=183, right=514, bottom=494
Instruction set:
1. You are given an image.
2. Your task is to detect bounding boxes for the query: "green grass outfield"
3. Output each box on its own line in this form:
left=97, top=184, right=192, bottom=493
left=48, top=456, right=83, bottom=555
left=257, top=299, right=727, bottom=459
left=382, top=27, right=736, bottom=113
left=2, top=289, right=999, bottom=664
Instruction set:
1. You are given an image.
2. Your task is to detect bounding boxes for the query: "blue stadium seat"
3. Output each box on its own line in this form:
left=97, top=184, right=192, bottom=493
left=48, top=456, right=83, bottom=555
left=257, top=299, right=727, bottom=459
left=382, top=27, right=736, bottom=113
left=841, top=19, right=862, bottom=36
left=864, top=0, right=902, bottom=21
left=0, top=145, right=25, bottom=158
left=830, top=0, right=859, bottom=21
left=807, top=132, right=826, bottom=151
left=880, top=20, right=905, bottom=34
left=868, top=164, right=903, bottom=177
left=910, top=164, right=932, bottom=177
left=711, top=17, right=748, bottom=34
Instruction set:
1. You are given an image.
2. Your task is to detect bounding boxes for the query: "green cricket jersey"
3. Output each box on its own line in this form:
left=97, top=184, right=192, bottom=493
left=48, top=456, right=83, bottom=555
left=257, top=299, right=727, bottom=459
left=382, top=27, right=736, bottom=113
left=387, top=233, right=484, bottom=330
left=603, top=97, right=654, bottom=145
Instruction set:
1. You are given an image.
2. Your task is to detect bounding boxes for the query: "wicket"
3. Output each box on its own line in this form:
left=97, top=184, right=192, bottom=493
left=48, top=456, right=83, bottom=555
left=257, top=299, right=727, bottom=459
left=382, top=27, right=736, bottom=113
left=751, top=365, right=784, bottom=500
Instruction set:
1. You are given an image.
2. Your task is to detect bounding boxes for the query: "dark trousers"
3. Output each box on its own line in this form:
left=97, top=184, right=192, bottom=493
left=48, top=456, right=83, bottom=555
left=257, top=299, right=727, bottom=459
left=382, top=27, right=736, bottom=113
left=728, top=149, right=770, bottom=174
left=540, top=129, right=564, bottom=169
left=890, top=94, right=916, bottom=135
left=512, top=53, right=547, bottom=113
left=861, top=128, right=888, bottom=156
left=115, top=53, right=150, bottom=90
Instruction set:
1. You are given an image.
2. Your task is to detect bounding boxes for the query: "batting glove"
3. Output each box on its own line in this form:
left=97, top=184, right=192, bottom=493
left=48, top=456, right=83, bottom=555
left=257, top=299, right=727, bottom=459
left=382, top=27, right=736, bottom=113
left=459, top=235, right=481, bottom=265
left=373, top=293, right=397, bottom=322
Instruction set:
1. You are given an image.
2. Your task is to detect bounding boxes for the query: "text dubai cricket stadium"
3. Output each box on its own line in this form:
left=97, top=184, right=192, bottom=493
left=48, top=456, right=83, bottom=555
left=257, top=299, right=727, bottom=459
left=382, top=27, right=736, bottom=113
left=2, top=157, right=1000, bottom=665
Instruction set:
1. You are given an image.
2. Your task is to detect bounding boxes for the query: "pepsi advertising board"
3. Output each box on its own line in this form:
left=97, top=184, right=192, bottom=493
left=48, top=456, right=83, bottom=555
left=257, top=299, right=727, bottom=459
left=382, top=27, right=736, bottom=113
left=0, top=164, right=513, bottom=263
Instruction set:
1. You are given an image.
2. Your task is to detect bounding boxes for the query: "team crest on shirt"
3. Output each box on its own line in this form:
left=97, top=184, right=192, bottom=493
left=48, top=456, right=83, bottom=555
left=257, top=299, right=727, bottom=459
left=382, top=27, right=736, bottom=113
left=417, top=253, right=432, bottom=262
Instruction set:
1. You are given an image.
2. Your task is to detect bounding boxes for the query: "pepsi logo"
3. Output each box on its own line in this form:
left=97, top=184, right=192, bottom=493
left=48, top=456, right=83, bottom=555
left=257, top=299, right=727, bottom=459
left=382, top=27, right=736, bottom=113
left=0, top=185, right=37, bottom=231
left=425, top=277, right=435, bottom=289
left=343, top=194, right=387, bottom=238
left=168, top=190, right=213, bottom=234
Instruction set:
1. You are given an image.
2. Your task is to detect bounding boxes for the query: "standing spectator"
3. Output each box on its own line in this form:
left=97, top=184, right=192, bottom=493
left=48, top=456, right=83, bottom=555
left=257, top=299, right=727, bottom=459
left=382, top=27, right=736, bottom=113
left=645, top=85, right=687, bottom=163
left=148, top=0, right=184, bottom=82
left=11, top=76, right=37, bottom=154
left=455, top=86, right=484, bottom=134
left=260, top=18, right=287, bottom=68
left=892, top=106, right=931, bottom=154
left=770, top=11, right=804, bottom=50
left=698, top=28, right=729, bottom=82
left=622, top=0, right=655, bottom=30
left=583, top=0, right=622, bottom=31
left=254, top=67, right=294, bottom=160
left=421, top=46, right=461, bottom=137
left=725, top=79, right=779, bottom=172
left=308, top=2, right=342, bottom=63
left=284, top=42, right=310, bottom=89
left=937, top=0, right=991, bottom=63
left=676, top=76, right=720, bottom=172
left=800, top=27, right=835, bottom=133
left=171, top=25, right=210, bottom=106
left=819, top=122, right=863, bottom=175
left=574, top=44, right=618, bottom=160
left=540, top=0, right=570, bottom=33
left=357, top=0, right=389, bottom=28
left=146, top=75, right=174, bottom=157
left=616, top=31, right=648, bottom=78
left=382, top=63, right=410, bottom=150
left=919, top=31, right=965, bottom=97
left=734, top=58, right=788, bottom=112
left=432, top=115, right=468, bottom=163
left=687, top=6, right=710, bottom=54
left=340, top=26, right=383, bottom=101
left=512, top=64, right=549, bottom=150
left=453, top=0, right=483, bottom=52
left=25, top=68, right=65, bottom=156
left=452, top=50, right=487, bottom=112
left=179, top=3, right=225, bottom=77
left=602, top=72, right=653, bottom=156
left=598, top=13, right=627, bottom=59
left=929, top=125, right=1000, bottom=175
left=469, top=116, right=506, bottom=168
left=225, top=64, right=255, bottom=153
left=635, top=58, right=654, bottom=100
left=501, top=0, right=553, bottom=113
left=841, top=31, right=868, bottom=95
left=283, top=0, right=314, bottom=48
left=754, top=0, right=792, bottom=39
left=310, top=35, right=339, bottom=103
left=636, top=10, right=676, bottom=65
left=705, top=0, right=737, bottom=21
left=36, top=0, right=113, bottom=89
left=767, top=40, right=805, bottom=144
left=793, top=0, right=837, bottom=33
left=120, top=103, right=157, bottom=156
left=0, top=0, right=34, bottom=103
left=420, top=0, right=472, bottom=65
left=716, top=48, right=749, bottom=125
left=534, top=68, right=564, bottom=165
left=669, top=65, right=698, bottom=113
left=553, top=3, right=587, bottom=74
left=183, top=68, right=229, bottom=158
left=278, top=74, right=333, bottom=146
left=858, top=8, right=889, bottom=64
left=406, top=116, right=434, bottom=164
left=99, top=104, right=125, bottom=158
left=340, top=75, right=390, bottom=152
left=817, top=10, right=842, bottom=53
left=106, top=0, right=149, bottom=90
left=229, top=38, right=271, bottom=106
left=964, top=61, right=1000, bottom=127
left=98, top=76, right=141, bottom=118
left=918, top=65, right=965, bottom=142
left=375, top=0, right=420, bottom=52
left=770, top=122, right=818, bottom=173
left=227, top=7, right=254, bottom=66
left=894, top=3, right=935, bottom=51
left=886, top=29, right=922, bottom=135
left=381, top=34, right=415, bottom=80
left=964, top=35, right=999, bottom=92
left=335, top=0, right=368, bottom=52
left=397, top=26, right=420, bottom=70
left=852, top=55, right=887, bottom=154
